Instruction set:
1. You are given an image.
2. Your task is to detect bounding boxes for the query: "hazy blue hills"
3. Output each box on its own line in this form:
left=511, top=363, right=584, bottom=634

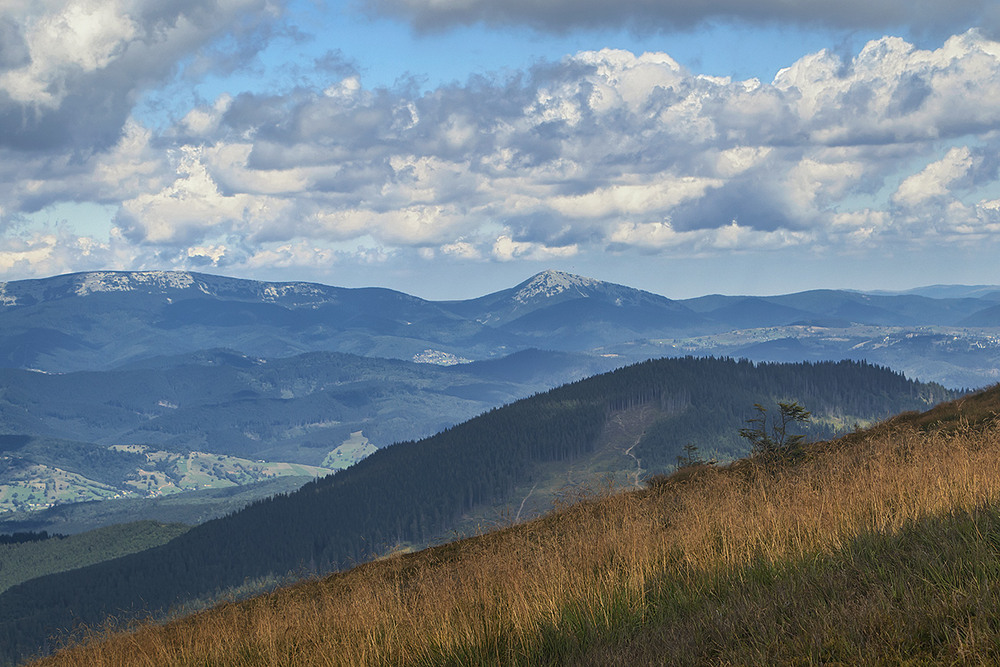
left=679, top=296, right=810, bottom=330
left=867, top=284, right=1000, bottom=300
left=681, top=289, right=997, bottom=328
left=0, top=271, right=514, bottom=372
left=0, top=348, right=619, bottom=466
left=959, top=303, right=1000, bottom=327
left=0, top=345, right=622, bottom=535
left=1, top=269, right=1000, bottom=386
left=2, top=268, right=1000, bottom=537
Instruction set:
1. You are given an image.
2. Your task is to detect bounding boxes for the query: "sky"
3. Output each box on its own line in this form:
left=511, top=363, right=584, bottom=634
left=2, top=1, right=1000, bottom=300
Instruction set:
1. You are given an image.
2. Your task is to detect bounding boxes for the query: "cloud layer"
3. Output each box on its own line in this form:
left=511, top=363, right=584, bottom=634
left=363, top=0, right=1000, bottom=36
left=1, top=2, right=1000, bottom=289
left=0, top=0, right=279, bottom=153
left=114, top=32, right=1000, bottom=264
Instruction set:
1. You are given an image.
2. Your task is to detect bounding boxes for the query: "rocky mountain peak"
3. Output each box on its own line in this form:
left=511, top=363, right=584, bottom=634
left=513, top=270, right=603, bottom=304
left=73, top=271, right=199, bottom=296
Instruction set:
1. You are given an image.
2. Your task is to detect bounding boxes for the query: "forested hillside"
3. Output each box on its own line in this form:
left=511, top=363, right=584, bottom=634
left=0, top=522, right=189, bottom=595
left=0, top=357, right=954, bottom=664
left=32, top=383, right=1000, bottom=667
left=0, top=348, right=615, bottom=465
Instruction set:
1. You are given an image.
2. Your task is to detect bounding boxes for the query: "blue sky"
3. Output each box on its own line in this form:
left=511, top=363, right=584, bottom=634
left=2, top=0, right=1000, bottom=299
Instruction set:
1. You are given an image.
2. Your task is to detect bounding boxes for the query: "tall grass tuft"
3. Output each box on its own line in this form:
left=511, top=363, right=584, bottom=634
left=31, top=407, right=1000, bottom=666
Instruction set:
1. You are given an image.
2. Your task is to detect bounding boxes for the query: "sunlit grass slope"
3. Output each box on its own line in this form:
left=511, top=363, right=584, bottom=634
left=32, top=385, right=1000, bottom=666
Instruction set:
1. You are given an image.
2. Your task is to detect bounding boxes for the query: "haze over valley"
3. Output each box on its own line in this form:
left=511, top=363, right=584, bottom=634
left=0, top=268, right=991, bottom=535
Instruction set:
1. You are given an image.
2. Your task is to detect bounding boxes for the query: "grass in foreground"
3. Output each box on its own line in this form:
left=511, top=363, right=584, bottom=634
left=30, top=388, right=1000, bottom=665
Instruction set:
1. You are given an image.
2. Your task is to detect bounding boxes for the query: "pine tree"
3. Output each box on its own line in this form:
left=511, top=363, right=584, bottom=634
left=739, top=401, right=811, bottom=458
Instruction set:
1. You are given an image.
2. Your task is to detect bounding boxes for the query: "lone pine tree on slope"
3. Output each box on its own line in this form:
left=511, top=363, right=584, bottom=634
left=739, top=401, right=811, bottom=458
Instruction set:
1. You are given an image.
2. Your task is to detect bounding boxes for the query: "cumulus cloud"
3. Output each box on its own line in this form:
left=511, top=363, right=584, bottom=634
left=492, top=235, right=578, bottom=262
left=5, top=27, right=1000, bottom=280
left=0, top=225, right=137, bottom=277
left=892, top=146, right=999, bottom=208
left=115, top=144, right=297, bottom=245
left=893, top=147, right=977, bottom=207
left=362, top=0, right=996, bottom=36
left=0, top=0, right=282, bottom=153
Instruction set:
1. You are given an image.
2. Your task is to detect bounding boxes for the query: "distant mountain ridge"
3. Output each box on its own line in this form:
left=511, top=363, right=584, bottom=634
left=0, top=269, right=999, bottom=385
left=0, top=270, right=507, bottom=372
left=0, top=270, right=354, bottom=306
left=862, top=284, right=1000, bottom=300
left=446, top=269, right=695, bottom=323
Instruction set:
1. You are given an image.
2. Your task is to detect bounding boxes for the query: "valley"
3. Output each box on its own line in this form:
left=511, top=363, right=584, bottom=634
left=0, top=268, right=994, bottom=664
left=24, top=380, right=1000, bottom=666
left=0, top=356, right=956, bottom=663
left=0, top=268, right=990, bottom=534
left=0, top=444, right=332, bottom=514
left=0, top=269, right=990, bottom=530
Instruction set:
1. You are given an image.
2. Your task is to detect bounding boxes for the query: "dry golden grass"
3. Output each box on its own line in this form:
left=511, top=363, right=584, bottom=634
left=31, top=392, right=1000, bottom=666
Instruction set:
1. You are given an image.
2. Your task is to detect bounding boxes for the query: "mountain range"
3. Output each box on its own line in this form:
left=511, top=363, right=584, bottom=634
left=0, top=269, right=999, bottom=387
left=0, top=269, right=997, bottom=526
left=0, top=268, right=985, bottom=663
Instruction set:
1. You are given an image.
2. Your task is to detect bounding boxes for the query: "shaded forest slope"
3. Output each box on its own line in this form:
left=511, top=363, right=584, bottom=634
left=32, top=382, right=1000, bottom=666
left=2, top=357, right=954, bottom=664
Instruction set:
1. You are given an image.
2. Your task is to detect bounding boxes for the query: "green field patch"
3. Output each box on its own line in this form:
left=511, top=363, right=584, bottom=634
left=0, top=460, right=124, bottom=512
left=322, top=431, right=378, bottom=469
left=0, top=446, right=336, bottom=513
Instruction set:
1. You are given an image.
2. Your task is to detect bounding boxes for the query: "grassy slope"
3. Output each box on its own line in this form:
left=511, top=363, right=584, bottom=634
left=0, top=521, right=190, bottom=596
left=30, top=385, right=1000, bottom=666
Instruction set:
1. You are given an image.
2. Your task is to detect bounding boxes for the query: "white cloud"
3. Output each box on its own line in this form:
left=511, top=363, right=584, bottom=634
left=0, top=0, right=280, bottom=151
left=440, top=241, right=481, bottom=259
left=186, top=244, right=228, bottom=265
left=101, top=31, right=1000, bottom=266
left=116, top=145, right=293, bottom=244
left=608, top=221, right=698, bottom=249
left=783, top=156, right=866, bottom=218
left=609, top=220, right=811, bottom=252
left=242, top=241, right=338, bottom=271
left=715, top=146, right=772, bottom=178
left=893, top=146, right=977, bottom=207
left=548, top=179, right=721, bottom=219
left=0, top=225, right=139, bottom=277
left=828, top=209, right=890, bottom=245
left=1, top=0, right=138, bottom=106
left=92, top=119, right=171, bottom=199
left=4, top=27, right=1000, bottom=280
left=492, top=235, right=578, bottom=261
